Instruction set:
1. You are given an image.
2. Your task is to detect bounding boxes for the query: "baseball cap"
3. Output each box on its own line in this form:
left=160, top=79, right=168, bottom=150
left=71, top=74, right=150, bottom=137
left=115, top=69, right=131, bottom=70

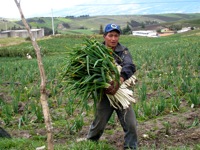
left=104, top=23, right=121, bottom=34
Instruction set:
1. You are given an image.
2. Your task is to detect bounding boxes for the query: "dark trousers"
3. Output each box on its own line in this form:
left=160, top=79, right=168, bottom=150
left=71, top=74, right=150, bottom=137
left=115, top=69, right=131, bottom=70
left=87, top=94, right=138, bottom=150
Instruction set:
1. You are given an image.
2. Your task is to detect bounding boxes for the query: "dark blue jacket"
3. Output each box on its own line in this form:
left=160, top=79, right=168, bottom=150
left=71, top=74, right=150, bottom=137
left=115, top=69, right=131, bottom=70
left=113, top=43, right=136, bottom=81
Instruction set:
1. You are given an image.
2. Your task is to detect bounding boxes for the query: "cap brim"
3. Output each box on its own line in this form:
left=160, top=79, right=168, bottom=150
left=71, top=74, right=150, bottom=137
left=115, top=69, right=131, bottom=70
left=106, top=29, right=120, bottom=34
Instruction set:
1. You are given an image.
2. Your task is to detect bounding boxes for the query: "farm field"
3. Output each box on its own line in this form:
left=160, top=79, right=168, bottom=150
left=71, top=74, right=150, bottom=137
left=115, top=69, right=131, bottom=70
left=0, top=30, right=200, bottom=150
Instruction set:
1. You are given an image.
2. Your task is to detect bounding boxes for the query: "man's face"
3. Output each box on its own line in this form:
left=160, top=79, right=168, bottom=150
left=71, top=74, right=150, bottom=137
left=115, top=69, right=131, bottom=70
left=104, top=31, right=120, bottom=49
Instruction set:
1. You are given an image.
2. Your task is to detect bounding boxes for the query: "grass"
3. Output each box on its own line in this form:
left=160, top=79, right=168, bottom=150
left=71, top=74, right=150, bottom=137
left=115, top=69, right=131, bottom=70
left=0, top=29, right=200, bottom=149
left=0, top=37, right=27, bottom=47
left=0, top=138, right=45, bottom=150
left=0, top=138, right=116, bottom=150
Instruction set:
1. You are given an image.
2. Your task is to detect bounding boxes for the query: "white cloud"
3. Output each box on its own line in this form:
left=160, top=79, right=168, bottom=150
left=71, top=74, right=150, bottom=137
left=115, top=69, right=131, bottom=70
left=0, top=0, right=86, bottom=18
left=0, top=0, right=200, bottom=19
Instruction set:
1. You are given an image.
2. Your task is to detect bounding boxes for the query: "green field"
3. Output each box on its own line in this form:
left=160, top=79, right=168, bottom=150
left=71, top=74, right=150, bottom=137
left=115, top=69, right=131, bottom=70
left=0, top=30, right=199, bottom=149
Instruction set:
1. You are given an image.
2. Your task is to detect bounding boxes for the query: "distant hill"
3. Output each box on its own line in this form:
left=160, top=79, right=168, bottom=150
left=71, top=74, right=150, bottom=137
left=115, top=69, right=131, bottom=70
left=1, top=13, right=200, bottom=35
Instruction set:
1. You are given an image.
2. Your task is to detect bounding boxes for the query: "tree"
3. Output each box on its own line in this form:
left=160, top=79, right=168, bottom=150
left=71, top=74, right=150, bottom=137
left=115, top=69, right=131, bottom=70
left=141, top=22, right=145, bottom=29
left=14, top=1, right=54, bottom=150
left=99, top=24, right=103, bottom=34
left=43, top=27, right=53, bottom=36
left=169, top=24, right=182, bottom=31
left=12, top=25, right=16, bottom=30
left=122, top=24, right=131, bottom=35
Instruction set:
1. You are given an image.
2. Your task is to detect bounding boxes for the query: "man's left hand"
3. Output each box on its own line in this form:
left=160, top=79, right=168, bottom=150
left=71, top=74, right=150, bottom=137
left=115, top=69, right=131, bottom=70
left=105, top=80, right=120, bottom=95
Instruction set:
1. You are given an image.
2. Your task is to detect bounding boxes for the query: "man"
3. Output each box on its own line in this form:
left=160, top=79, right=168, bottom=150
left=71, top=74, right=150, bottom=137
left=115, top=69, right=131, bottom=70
left=87, top=23, right=138, bottom=150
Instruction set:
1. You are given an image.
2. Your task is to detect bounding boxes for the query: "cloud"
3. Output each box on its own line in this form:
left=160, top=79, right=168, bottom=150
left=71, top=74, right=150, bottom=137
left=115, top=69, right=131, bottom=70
left=1, top=0, right=200, bottom=19
left=1, top=0, right=87, bottom=18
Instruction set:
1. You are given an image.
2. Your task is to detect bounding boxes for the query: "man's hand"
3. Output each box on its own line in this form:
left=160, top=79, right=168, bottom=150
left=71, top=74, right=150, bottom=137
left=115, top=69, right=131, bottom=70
left=120, top=76, right=124, bottom=84
left=105, top=80, right=120, bottom=95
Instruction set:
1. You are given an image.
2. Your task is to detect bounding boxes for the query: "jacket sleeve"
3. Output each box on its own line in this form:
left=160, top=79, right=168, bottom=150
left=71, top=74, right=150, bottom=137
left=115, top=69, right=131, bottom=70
left=120, top=48, right=136, bottom=81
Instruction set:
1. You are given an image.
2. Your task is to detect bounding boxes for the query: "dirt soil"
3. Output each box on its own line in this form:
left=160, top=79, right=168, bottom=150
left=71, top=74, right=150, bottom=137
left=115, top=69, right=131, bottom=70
left=77, top=105, right=200, bottom=150
left=3, top=107, right=200, bottom=150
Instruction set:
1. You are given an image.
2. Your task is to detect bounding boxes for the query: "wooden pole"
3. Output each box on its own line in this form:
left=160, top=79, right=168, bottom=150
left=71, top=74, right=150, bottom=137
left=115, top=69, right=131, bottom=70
left=14, top=1, right=54, bottom=149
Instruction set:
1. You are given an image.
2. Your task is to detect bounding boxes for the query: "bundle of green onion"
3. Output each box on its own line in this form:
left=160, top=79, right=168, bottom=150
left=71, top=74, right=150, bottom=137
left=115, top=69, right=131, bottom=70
left=63, top=38, right=136, bottom=110
left=63, top=39, right=120, bottom=109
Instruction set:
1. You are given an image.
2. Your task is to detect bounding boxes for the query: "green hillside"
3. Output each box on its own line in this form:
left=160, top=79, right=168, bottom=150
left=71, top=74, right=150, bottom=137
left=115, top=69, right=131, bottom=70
left=0, top=20, right=23, bottom=31
left=1, top=13, right=200, bottom=35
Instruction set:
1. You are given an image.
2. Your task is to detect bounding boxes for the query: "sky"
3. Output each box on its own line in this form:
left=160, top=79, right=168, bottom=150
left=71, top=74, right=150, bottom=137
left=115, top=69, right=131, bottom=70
left=1, top=0, right=200, bottom=19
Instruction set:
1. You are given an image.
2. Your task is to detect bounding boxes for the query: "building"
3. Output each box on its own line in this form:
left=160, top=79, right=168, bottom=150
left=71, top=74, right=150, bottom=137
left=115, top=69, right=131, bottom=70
left=177, top=27, right=191, bottom=33
left=132, top=30, right=158, bottom=37
left=0, top=28, right=44, bottom=39
left=158, top=28, right=174, bottom=36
